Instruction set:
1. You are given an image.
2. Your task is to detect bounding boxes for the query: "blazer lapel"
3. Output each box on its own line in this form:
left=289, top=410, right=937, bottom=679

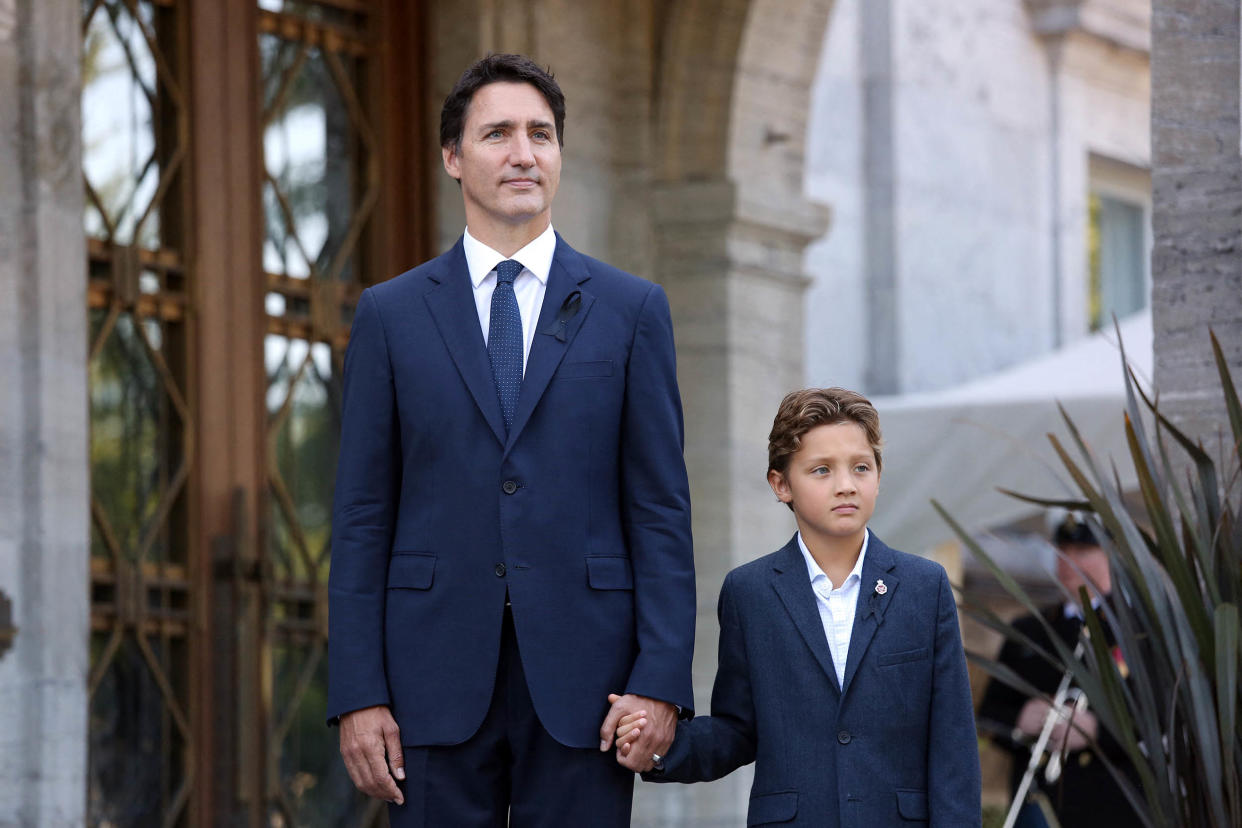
left=841, top=534, right=900, bottom=697
left=503, top=235, right=595, bottom=455
left=422, top=239, right=508, bottom=447
left=769, top=536, right=841, bottom=694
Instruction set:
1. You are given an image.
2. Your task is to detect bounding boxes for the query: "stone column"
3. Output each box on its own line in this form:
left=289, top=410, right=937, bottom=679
left=0, top=1, right=90, bottom=825
left=636, top=178, right=826, bottom=826
left=1151, top=0, right=1242, bottom=442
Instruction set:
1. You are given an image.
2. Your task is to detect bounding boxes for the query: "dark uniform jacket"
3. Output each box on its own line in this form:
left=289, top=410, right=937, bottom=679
left=977, top=604, right=1141, bottom=827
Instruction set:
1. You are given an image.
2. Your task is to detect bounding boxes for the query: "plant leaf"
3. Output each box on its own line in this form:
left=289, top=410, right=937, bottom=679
left=1215, top=603, right=1240, bottom=822
left=1211, top=330, right=1242, bottom=460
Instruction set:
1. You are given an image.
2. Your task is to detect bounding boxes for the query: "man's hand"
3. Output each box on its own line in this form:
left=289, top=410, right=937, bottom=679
left=1050, top=708, right=1097, bottom=753
left=339, top=705, right=405, bottom=805
left=1015, top=698, right=1097, bottom=752
left=1015, top=698, right=1051, bottom=739
left=600, top=693, right=677, bottom=773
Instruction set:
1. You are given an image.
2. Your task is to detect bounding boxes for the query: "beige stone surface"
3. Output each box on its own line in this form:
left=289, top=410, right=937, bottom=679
left=0, top=1, right=89, bottom=825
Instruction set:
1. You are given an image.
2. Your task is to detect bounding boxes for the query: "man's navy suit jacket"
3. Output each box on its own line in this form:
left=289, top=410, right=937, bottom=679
left=326, top=234, right=696, bottom=749
left=650, top=534, right=981, bottom=827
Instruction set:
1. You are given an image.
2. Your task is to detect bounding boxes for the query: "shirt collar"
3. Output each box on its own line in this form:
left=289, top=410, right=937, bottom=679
left=798, top=529, right=869, bottom=589
left=1063, top=594, right=1102, bottom=621
left=463, top=225, right=556, bottom=288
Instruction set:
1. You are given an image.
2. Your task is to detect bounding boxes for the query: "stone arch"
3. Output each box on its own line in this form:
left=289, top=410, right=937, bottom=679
left=635, top=2, right=838, bottom=823
left=651, top=0, right=836, bottom=576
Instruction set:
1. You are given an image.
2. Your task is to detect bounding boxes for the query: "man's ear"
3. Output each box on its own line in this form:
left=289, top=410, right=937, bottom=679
left=442, top=144, right=461, bottom=181
left=767, top=469, right=792, bottom=503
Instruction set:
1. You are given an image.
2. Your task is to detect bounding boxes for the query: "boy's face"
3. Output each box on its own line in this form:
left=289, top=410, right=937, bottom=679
left=767, top=421, right=879, bottom=547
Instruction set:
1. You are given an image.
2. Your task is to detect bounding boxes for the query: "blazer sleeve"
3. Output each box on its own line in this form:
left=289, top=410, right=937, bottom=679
left=326, top=287, right=401, bottom=724
left=618, top=283, right=697, bottom=714
left=647, top=573, right=757, bottom=783
left=927, top=567, right=983, bottom=827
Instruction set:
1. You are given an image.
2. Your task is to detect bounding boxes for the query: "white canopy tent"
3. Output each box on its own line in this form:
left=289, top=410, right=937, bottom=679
left=867, top=312, right=1153, bottom=560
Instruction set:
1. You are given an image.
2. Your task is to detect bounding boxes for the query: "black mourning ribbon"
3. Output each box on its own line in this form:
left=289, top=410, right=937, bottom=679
left=538, top=290, right=582, bottom=342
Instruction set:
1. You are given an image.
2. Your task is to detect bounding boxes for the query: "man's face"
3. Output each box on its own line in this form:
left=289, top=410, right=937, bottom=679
left=442, top=81, right=561, bottom=237
left=1056, top=542, right=1111, bottom=599
left=767, top=422, right=880, bottom=549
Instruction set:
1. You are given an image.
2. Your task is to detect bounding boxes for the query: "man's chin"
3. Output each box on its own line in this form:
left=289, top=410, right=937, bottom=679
left=497, top=204, right=551, bottom=226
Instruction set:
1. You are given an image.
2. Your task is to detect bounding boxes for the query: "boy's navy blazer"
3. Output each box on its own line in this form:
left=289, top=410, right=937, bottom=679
left=326, top=234, right=696, bottom=749
left=652, top=533, right=981, bottom=827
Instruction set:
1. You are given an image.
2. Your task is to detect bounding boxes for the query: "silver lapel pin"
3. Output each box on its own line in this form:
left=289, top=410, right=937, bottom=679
left=874, top=579, right=887, bottom=596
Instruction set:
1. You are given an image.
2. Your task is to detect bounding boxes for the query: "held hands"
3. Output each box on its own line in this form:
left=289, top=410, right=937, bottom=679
left=339, top=705, right=405, bottom=805
left=599, top=693, right=677, bottom=773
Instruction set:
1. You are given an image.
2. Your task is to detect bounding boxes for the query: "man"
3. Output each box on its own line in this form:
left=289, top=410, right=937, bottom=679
left=978, top=516, right=1139, bottom=827
left=325, top=54, right=695, bottom=827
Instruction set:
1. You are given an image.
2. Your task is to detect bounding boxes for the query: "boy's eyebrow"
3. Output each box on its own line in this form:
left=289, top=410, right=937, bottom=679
left=802, top=452, right=876, bottom=464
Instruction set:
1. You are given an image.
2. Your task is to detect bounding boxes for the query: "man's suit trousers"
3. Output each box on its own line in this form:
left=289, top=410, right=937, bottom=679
left=388, top=605, right=635, bottom=828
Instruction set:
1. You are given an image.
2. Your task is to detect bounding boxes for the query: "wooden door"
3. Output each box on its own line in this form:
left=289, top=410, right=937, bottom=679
left=81, top=1, right=430, bottom=824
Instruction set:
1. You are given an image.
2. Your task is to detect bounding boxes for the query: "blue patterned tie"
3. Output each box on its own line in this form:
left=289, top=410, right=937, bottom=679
left=488, top=259, right=524, bottom=434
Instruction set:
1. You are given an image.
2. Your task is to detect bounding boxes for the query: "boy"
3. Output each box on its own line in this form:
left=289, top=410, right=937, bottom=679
left=614, top=388, right=981, bottom=826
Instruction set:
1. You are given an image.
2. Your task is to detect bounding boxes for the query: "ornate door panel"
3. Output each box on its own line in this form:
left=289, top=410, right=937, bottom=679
left=258, top=2, right=379, bottom=824
left=82, top=0, right=194, bottom=823
left=82, top=1, right=429, bottom=824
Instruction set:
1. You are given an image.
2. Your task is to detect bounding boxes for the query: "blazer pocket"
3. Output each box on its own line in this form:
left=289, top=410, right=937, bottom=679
left=557, top=359, right=614, bottom=379
left=387, top=552, right=436, bottom=590
left=877, top=646, right=929, bottom=667
left=895, top=788, right=928, bottom=821
left=585, top=555, right=633, bottom=590
left=748, top=790, right=798, bottom=825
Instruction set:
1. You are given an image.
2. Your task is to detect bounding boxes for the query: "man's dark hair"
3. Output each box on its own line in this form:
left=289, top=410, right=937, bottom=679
left=1053, top=514, right=1100, bottom=548
left=440, top=53, right=566, bottom=151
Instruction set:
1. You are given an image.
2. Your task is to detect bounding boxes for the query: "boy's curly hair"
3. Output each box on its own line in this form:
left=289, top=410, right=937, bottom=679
left=767, top=387, right=883, bottom=476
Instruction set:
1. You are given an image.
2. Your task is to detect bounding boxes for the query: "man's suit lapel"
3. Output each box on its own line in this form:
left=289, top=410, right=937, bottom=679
left=423, top=240, right=508, bottom=446
left=504, top=235, right=595, bottom=455
left=841, top=534, right=900, bottom=697
left=769, top=536, right=841, bottom=694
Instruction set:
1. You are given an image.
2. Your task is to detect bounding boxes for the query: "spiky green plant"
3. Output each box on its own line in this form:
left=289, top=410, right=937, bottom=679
left=937, top=331, right=1241, bottom=828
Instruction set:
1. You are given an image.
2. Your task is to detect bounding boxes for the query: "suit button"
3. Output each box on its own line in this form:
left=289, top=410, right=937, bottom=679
left=502, top=480, right=518, bottom=494
left=837, top=730, right=851, bottom=745
left=494, top=563, right=506, bottom=577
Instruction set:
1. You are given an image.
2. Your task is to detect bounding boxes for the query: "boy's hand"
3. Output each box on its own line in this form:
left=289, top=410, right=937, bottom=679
left=614, top=711, right=647, bottom=754
left=600, top=692, right=676, bottom=772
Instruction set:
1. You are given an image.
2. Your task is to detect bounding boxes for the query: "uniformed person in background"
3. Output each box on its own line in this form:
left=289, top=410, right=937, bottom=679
left=978, top=515, right=1141, bottom=828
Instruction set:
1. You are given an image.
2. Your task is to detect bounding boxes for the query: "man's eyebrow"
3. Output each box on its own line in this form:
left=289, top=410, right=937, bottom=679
left=478, top=118, right=555, bottom=132
left=478, top=119, right=515, bottom=133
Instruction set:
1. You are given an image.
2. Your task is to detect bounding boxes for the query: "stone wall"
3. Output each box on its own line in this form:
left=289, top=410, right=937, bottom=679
left=803, top=0, right=1153, bottom=395
left=1151, top=0, right=1242, bottom=443
left=0, top=1, right=90, bottom=825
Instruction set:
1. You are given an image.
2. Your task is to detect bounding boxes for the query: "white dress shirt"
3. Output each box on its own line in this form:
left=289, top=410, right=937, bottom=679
left=463, top=224, right=557, bottom=371
left=798, top=529, right=870, bottom=686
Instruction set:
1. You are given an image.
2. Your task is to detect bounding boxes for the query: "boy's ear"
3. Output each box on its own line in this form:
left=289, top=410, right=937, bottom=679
left=767, top=469, right=792, bottom=503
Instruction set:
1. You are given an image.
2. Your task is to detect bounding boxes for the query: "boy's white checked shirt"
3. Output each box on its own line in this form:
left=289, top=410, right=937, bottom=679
left=798, top=529, right=870, bottom=686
